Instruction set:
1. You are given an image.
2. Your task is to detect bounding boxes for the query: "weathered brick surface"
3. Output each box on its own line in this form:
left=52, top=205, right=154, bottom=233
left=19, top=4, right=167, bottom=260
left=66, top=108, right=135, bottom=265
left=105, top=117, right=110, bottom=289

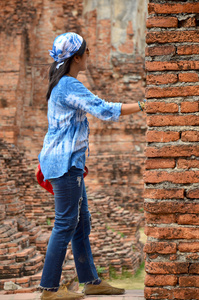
left=144, top=212, right=177, bottom=225
left=146, top=130, right=180, bottom=142
left=146, top=30, right=199, bottom=44
left=148, top=2, right=199, bottom=14
left=145, top=45, right=176, bottom=56
left=181, top=131, right=199, bottom=142
left=146, top=17, right=178, bottom=28
left=146, top=86, right=199, bottom=98
left=144, top=188, right=184, bottom=199
left=146, top=145, right=199, bottom=157
left=144, top=0, right=199, bottom=298
left=144, top=242, right=177, bottom=254
left=145, top=158, right=176, bottom=169
left=179, top=73, right=199, bottom=83
left=146, top=74, right=178, bottom=85
left=145, top=274, right=178, bottom=286
left=178, top=44, right=199, bottom=55
left=145, top=60, right=199, bottom=71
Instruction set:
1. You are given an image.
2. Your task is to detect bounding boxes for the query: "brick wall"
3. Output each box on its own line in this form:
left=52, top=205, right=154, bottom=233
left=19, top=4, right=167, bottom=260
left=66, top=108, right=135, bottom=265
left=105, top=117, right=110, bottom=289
left=144, top=1, right=199, bottom=299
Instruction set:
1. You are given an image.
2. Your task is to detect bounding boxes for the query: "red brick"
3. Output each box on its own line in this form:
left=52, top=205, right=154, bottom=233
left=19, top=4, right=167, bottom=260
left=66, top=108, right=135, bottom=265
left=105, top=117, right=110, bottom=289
left=146, top=74, right=178, bottom=85
left=187, top=189, right=199, bottom=199
left=179, top=73, right=199, bottom=83
left=169, top=254, right=177, bottom=261
left=181, top=101, right=199, bottom=112
left=146, top=30, right=199, bottom=44
left=145, top=60, right=199, bottom=71
left=146, top=145, right=199, bottom=157
left=179, top=17, right=196, bottom=28
left=144, top=242, right=177, bottom=254
left=145, top=226, right=199, bottom=240
left=177, top=214, right=199, bottom=225
left=146, top=102, right=179, bottom=113
left=145, top=261, right=189, bottom=274
left=179, top=276, right=199, bottom=287
left=186, top=253, right=199, bottom=260
left=145, top=158, right=176, bottom=169
left=145, top=274, right=177, bottom=287
left=144, top=212, right=177, bottom=225
left=147, top=17, right=178, bottom=28
left=177, top=159, right=199, bottom=169
left=179, top=242, right=199, bottom=253
left=146, top=86, right=199, bottom=99
left=148, top=3, right=199, bottom=14
left=0, top=248, right=8, bottom=255
left=181, top=131, right=199, bottom=142
left=147, top=115, right=199, bottom=127
left=145, top=45, right=176, bottom=57
left=144, top=188, right=184, bottom=199
left=144, top=201, right=199, bottom=214
left=148, top=253, right=158, bottom=260
left=178, top=45, right=199, bottom=55
left=189, top=263, right=199, bottom=274
left=173, top=288, right=199, bottom=299
left=146, top=131, right=180, bottom=142
left=145, top=287, right=172, bottom=299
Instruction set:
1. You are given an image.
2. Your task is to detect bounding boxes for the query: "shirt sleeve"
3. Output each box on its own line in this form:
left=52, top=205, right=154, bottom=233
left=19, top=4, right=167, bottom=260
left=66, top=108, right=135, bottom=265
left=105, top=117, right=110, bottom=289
left=62, top=78, right=122, bottom=122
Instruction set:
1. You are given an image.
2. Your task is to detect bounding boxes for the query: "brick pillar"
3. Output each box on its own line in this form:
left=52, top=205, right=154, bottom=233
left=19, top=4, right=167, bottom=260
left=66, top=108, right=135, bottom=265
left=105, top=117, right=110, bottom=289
left=144, top=1, right=199, bottom=299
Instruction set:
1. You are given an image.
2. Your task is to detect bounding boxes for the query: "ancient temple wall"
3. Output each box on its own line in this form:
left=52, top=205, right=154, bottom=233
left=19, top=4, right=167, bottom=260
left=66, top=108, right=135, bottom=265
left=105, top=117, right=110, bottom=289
left=0, top=0, right=148, bottom=212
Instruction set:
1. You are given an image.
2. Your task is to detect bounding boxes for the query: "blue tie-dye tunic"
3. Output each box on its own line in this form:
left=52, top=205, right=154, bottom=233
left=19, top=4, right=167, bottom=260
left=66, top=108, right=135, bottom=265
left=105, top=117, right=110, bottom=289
left=39, top=76, right=122, bottom=180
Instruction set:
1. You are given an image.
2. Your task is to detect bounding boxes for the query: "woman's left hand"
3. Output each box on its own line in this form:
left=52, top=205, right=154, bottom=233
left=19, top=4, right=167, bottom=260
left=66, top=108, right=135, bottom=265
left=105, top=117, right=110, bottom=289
left=35, top=165, right=40, bottom=177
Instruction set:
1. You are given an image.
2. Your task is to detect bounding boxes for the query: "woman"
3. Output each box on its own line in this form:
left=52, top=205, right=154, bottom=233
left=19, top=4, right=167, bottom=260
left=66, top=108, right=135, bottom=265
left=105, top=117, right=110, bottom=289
left=38, top=32, right=146, bottom=300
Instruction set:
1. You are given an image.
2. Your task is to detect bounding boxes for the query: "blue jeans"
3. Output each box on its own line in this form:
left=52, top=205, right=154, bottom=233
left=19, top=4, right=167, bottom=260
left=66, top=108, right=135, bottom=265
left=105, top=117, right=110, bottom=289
left=40, top=167, right=98, bottom=289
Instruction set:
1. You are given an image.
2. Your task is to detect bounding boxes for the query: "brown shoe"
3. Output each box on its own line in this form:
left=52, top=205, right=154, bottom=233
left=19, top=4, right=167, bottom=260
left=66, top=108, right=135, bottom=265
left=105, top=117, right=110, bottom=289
left=84, top=280, right=125, bottom=295
left=41, top=285, right=84, bottom=300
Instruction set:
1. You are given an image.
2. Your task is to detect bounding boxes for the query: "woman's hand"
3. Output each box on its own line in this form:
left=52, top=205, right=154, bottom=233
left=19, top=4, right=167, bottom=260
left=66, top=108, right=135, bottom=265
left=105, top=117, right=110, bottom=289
left=35, top=165, right=40, bottom=177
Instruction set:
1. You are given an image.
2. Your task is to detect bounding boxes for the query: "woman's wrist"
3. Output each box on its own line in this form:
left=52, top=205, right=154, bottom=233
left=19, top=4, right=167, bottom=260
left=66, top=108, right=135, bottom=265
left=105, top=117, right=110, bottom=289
left=121, top=100, right=146, bottom=116
left=138, top=99, right=146, bottom=111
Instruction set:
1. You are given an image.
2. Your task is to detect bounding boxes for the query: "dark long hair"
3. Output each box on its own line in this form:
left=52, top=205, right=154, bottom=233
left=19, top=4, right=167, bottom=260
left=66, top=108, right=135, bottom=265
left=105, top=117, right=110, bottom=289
left=46, top=39, right=86, bottom=101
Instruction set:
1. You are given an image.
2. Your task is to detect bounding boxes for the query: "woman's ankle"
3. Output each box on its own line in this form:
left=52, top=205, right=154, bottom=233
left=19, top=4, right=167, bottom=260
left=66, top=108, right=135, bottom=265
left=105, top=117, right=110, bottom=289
left=86, top=278, right=101, bottom=285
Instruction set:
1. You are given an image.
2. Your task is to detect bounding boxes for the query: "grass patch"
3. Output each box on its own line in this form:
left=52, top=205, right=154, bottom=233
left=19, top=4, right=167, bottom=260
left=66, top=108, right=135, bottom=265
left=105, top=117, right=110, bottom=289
left=96, top=266, right=106, bottom=277
left=46, top=218, right=51, bottom=225
left=139, top=227, right=147, bottom=244
left=106, top=227, right=146, bottom=290
left=107, top=262, right=145, bottom=290
left=79, top=227, right=146, bottom=291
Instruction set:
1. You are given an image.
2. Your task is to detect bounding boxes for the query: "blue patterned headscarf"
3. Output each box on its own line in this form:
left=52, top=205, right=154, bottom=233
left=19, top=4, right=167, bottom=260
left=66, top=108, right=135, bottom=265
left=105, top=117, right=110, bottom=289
left=49, top=32, right=83, bottom=62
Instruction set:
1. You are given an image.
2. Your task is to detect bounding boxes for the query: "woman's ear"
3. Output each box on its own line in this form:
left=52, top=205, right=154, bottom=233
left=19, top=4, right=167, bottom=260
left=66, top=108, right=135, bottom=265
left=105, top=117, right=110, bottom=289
left=73, top=55, right=81, bottom=64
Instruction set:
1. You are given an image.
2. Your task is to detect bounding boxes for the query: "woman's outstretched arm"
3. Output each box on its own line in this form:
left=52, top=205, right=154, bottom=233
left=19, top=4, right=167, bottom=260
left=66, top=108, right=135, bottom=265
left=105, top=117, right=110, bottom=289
left=121, top=102, right=145, bottom=115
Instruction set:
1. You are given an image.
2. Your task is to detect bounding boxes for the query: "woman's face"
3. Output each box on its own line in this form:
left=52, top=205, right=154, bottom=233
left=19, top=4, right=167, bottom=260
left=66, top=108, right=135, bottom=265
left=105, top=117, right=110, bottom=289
left=78, top=48, right=90, bottom=71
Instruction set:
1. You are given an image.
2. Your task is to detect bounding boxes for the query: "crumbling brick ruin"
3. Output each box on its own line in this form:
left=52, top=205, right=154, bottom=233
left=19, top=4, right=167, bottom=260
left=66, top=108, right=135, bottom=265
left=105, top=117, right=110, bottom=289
left=0, top=140, right=143, bottom=292
left=0, top=0, right=147, bottom=294
left=0, top=0, right=147, bottom=212
left=144, top=1, right=199, bottom=299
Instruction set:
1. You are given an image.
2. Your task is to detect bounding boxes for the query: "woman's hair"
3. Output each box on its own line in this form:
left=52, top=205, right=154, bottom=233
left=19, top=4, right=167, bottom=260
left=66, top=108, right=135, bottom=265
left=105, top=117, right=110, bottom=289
left=46, top=39, right=86, bottom=101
